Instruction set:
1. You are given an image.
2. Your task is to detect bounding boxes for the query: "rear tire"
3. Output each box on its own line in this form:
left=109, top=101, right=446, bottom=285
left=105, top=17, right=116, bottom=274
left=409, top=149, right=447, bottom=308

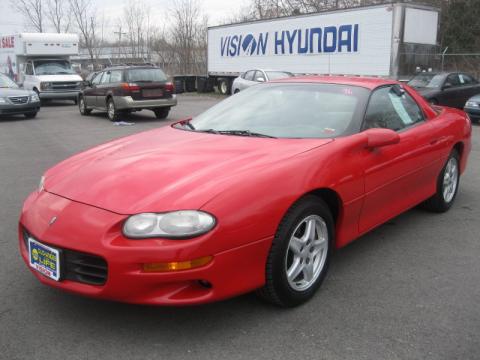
left=257, top=195, right=333, bottom=307
left=107, top=98, right=120, bottom=122
left=218, top=79, right=231, bottom=95
left=154, top=107, right=170, bottom=119
left=234, top=89, right=240, bottom=94
left=78, top=96, right=92, bottom=115
left=422, top=150, right=460, bottom=213
left=24, top=112, right=37, bottom=119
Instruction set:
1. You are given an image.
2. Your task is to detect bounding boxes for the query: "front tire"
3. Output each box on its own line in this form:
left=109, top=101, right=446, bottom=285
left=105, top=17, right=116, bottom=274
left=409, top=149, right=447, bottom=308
left=78, top=96, right=92, bottom=115
left=422, top=150, right=460, bottom=212
left=24, top=112, right=37, bottom=119
left=257, top=195, right=333, bottom=307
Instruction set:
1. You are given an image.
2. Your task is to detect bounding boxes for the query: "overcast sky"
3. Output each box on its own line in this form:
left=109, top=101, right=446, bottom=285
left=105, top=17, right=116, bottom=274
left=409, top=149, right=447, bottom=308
left=0, top=0, right=249, bottom=35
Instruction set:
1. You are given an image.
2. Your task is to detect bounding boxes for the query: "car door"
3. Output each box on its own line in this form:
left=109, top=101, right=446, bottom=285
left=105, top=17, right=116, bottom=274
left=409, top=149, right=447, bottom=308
left=22, top=62, right=35, bottom=90
left=84, top=72, right=102, bottom=107
left=237, top=70, right=255, bottom=91
left=440, top=73, right=462, bottom=108
left=459, top=73, right=480, bottom=103
left=358, top=85, right=439, bottom=233
left=95, top=71, right=111, bottom=108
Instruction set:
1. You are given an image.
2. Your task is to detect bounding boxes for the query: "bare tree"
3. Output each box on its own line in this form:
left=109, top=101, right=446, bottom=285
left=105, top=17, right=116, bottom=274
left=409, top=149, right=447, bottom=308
left=169, top=0, right=207, bottom=74
left=46, top=0, right=71, bottom=33
left=69, top=0, right=98, bottom=67
left=11, top=0, right=44, bottom=32
left=122, top=0, right=149, bottom=61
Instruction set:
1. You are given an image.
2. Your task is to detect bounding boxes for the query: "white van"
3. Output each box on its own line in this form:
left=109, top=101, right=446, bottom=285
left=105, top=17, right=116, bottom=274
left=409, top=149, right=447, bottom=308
left=0, top=33, right=83, bottom=103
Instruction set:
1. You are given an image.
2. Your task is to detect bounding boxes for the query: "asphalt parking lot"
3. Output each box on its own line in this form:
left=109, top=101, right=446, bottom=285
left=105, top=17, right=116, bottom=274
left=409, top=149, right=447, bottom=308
left=0, top=96, right=479, bottom=360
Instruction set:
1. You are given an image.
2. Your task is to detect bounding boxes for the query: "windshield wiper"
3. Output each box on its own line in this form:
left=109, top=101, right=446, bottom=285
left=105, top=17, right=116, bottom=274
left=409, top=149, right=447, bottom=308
left=205, top=129, right=276, bottom=138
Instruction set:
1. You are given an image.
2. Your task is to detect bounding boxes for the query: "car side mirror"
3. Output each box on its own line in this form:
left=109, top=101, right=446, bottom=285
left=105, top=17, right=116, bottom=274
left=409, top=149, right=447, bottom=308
left=365, top=128, right=400, bottom=149
left=443, top=82, right=452, bottom=90
left=257, top=77, right=265, bottom=83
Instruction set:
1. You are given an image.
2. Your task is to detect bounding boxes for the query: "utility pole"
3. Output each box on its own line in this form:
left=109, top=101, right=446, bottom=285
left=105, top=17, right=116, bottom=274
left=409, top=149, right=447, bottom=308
left=114, top=26, right=127, bottom=61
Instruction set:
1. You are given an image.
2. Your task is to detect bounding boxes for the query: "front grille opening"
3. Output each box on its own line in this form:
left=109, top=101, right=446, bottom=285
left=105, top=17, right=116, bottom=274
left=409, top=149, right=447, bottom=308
left=23, top=228, right=108, bottom=286
left=9, top=96, right=29, bottom=104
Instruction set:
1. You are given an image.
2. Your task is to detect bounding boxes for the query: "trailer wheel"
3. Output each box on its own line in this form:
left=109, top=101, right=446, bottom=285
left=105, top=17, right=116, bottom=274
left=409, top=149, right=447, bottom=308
left=218, top=79, right=231, bottom=95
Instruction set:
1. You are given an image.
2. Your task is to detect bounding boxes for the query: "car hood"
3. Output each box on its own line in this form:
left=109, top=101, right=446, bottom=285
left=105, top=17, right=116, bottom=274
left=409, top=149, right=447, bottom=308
left=45, top=126, right=332, bottom=214
left=36, top=74, right=82, bottom=82
left=0, top=87, right=34, bottom=96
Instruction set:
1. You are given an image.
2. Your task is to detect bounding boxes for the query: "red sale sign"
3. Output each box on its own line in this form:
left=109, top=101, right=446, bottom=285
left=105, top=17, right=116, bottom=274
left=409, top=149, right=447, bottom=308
left=1, top=36, right=15, bottom=49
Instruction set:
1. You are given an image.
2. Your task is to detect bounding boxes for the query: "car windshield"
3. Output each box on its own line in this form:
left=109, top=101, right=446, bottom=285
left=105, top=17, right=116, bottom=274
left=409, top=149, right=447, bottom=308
left=408, top=73, right=444, bottom=88
left=127, top=68, right=167, bottom=82
left=0, top=74, right=18, bottom=88
left=266, top=71, right=294, bottom=80
left=184, top=83, right=369, bottom=139
left=34, top=60, right=76, bottom=75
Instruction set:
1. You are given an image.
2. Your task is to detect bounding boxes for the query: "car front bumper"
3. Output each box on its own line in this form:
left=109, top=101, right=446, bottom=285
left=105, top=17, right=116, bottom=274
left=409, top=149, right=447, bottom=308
left=115, top=95, right=177, bottom=110
left=19, top=190, right=271, bottom=305
left=39, top=90, right=79, bottom=100
left=0, top=102, right=40, bottom=115
left=465, top=107, right=480, bottom=122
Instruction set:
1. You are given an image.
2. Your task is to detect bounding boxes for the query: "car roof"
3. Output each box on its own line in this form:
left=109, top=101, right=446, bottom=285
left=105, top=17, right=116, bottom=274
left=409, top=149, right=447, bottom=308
left=272, top=76, right=399, bottom=90
left=102, top=65, right=160, bottom=71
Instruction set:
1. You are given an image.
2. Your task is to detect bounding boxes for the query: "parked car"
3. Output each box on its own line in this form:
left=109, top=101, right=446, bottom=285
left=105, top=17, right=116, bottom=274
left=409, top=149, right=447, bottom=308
left=20, top=77, right=471, bottom=307
left=78, top=65, right=177, bottom=121
left=408, top=72, right=480, bottom=109
left=464, top=95, right=480, bottom=123
left=0, top=73, right=40, bottom=118
left=231, top=69, right=293, bottom=94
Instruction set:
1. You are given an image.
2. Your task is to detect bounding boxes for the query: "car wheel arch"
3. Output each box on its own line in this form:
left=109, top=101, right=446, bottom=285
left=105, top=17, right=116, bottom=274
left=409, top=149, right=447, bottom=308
left=305, top=188, right=342, bottom=225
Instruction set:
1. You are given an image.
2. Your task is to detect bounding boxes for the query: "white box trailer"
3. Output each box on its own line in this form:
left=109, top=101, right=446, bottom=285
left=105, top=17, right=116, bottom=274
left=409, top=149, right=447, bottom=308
left=207, top=3, right=440, bottom=94
left=0, top=33, right=83, bottom=102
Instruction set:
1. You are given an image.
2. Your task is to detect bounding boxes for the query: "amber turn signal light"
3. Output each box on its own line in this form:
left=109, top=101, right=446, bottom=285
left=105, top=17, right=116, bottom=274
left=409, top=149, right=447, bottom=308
left=142, top=256, right=213, bottom=273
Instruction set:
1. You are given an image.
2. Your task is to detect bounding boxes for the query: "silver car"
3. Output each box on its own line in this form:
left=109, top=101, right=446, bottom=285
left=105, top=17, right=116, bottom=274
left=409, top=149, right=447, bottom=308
left=0, top=73, right=41, bottom=118
left=231, top=69, right=293, bottom=94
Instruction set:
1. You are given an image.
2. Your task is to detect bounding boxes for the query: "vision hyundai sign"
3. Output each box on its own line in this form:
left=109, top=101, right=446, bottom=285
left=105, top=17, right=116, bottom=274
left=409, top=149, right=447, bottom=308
left=208, top=6, right=394, bottom=76
left=220, top=25, right=359, bottom=57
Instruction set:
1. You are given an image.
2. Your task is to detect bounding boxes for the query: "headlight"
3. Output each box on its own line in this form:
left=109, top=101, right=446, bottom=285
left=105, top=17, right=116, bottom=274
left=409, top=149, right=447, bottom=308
left=40, top=82, right=52, bottom=90
left=0, top=97, right=6, bottom=104
left=466, top=101, right=479, bottom=108
left=31, top=93, right=40, bottom=102
left=123, top=211, right=216, bottom=239
left=38, top=176, right=45, bottom=192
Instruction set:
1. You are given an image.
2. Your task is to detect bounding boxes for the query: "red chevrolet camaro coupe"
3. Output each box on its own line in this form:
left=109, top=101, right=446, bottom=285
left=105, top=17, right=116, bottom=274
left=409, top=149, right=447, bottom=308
left=19, top=77, right=472, bottom=307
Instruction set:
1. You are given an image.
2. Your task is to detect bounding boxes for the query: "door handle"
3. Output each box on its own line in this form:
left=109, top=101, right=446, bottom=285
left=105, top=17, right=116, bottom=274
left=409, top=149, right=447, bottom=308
left=430, top=138, right=440, bottom=145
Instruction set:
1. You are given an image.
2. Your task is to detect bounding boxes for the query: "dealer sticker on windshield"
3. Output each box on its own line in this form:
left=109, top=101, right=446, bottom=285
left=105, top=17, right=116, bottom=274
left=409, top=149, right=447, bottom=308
left=28, top=238, right=61, bottom=281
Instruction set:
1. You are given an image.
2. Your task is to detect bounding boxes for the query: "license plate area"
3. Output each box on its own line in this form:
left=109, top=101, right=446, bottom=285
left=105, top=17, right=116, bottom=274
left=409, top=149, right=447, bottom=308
left=142, top=89, right=163, bottom=97
left=28, top=238, right=61, bottom=281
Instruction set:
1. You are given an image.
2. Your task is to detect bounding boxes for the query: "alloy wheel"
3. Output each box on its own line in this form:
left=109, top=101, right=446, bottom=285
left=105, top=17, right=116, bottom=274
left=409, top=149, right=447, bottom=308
left=285, top=215, right=329, bottom=291
left=443, top=157, right=458, bottom=203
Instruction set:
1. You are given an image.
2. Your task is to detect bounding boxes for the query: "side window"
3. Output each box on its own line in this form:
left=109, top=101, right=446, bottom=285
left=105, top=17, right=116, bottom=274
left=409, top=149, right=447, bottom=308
left=445, top=74, right=461, bottom=88
left=25, top=63, right=33, bottom=75
left=91, top=72, right=103, bottom=85
left=254, top=71, right=265, bottom=82
left=459, top=73, right=475, bottom=85
left=109, top=70, right=122, bottom=83
left=101, top=71, right=111, bottom=84
left=364, top=86, right=424, bottom=132
left=244, top=71, right=254, bottom=81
